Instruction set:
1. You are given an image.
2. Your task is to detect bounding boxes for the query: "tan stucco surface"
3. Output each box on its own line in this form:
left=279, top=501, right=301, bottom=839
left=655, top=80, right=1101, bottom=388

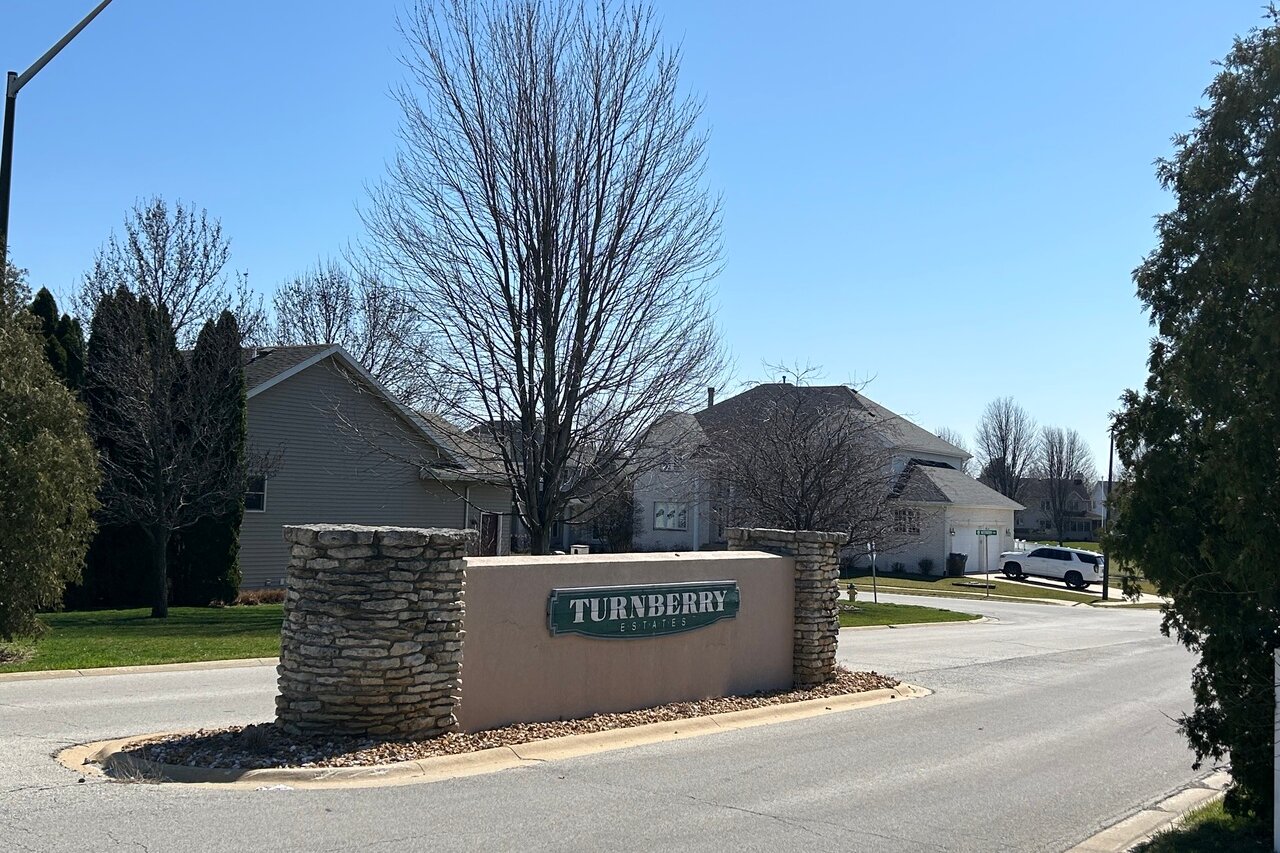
left=457, top=551, right=795, bottom=733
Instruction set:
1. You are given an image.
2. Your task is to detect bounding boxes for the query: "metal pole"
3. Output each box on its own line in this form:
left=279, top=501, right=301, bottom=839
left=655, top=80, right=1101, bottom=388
left=0, top=0, right=116, bottom=260
left=1102, top=426, right=1115, bottom=600
left=0, top=73, right=17, bottom=262
left=869, top=542, right=878, bottom=604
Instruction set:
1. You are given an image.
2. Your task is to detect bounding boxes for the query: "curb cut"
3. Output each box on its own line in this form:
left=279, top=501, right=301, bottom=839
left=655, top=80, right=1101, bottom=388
left=1065, top=771, right=1231, bottom=852
left=58, top=683, right=931, bottom=790
left=0, top=657, right=280, bottom=684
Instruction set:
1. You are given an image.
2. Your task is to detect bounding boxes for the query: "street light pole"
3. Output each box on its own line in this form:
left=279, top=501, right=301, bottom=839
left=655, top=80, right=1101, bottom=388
left=0, top=0, right=116, bottom=262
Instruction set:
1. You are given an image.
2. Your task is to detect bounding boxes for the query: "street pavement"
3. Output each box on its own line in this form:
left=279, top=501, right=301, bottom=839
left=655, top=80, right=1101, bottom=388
left=0, top=595, right=1202, bottom=852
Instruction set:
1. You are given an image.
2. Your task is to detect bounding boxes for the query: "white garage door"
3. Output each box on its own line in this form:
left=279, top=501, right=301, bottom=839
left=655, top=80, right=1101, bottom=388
left=951, top=529, right=980, bottom=573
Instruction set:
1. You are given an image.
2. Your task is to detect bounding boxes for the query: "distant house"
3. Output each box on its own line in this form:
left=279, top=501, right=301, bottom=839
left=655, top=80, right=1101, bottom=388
left=238, top=344, right=510, bottom=588
left=633, top=384, right=1023, bottom=573
left=1013, top=477, right=1102, bottom=541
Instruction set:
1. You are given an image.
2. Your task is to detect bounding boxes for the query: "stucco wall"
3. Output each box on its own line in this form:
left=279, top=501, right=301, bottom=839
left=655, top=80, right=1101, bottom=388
left=457, top=551, right=794, bottom=732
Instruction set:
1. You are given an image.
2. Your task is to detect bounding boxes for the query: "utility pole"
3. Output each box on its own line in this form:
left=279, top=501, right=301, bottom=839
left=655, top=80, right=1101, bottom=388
left=0, top=0, right=115, bottom=261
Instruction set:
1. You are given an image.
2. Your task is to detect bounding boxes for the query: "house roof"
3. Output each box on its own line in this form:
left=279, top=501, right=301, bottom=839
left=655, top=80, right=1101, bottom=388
left=241, top=343, right=504, bottom=483
left=896, top=460, right=1024, bottom=510
left=243, top=344, right=335, bottom=394
left=694, top=383, right=970, bottom=460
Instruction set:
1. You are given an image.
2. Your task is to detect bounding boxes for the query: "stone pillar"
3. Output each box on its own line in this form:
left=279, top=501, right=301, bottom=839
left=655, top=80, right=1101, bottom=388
left=276, top=524, right=471, bottom=739
left=726, top=527, right=846, bottom=688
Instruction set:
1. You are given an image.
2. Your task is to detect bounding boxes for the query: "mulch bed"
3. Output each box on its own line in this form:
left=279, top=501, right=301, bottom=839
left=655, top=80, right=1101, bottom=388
left=123, top=667, right=898, bottom=770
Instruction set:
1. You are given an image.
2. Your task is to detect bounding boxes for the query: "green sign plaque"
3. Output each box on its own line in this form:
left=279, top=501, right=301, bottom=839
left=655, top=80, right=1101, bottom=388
left=548, top=581, right=740, bottom=639
left=976, top=528, right=999, bottom=536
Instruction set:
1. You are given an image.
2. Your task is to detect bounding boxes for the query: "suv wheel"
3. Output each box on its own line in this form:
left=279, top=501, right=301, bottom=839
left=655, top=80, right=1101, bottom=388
left=1065, top=570, right=1084, bottom=590
left=1003, top=563, right=1022, bottom=579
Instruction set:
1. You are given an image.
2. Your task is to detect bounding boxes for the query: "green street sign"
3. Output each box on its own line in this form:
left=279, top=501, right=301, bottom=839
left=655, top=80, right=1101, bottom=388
left=548, top=581, right=740, bottom=639
left=976, top=528, right=999, bottom=536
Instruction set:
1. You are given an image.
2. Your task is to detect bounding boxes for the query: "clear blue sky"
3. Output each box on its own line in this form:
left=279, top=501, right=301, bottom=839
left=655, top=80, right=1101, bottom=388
left=1, top=1, right=1266, bottom=466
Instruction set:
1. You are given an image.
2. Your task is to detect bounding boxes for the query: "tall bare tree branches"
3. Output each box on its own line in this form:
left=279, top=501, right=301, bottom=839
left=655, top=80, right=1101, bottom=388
left=975, top=396, right=1038, bottom=501
left=366, top=0, right=724, bottom=553
left=1038, top=425, right=1097, bottom=545
left=271, top=257, right=455, bottom=409
left=77, top=197, right=266, bottom=348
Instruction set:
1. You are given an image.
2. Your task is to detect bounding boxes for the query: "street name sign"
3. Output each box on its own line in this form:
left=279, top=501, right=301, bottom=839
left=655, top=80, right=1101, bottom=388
left=976, top=529, right=998, bottom=536
left=547, top=580, right=740, bottom=639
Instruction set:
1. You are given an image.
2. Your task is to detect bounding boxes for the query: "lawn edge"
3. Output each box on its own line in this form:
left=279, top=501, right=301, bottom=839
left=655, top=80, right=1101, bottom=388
left=840, top=615, right=990, bottom=631
left=59, top=683, right=931, bottom=789
left=0, top=656, right=279, bottom=683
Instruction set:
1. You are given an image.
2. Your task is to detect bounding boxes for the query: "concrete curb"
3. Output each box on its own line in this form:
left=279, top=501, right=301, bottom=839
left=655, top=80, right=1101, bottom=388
left=840, top=615, right=993, bottom=632
left=0, top=657, right=279, bottom=684
left=859, top=586, right=1079, bottom=607
left=58, top=683, right=931, bottom=790
left=1065, top=771, right=1231, bottom=852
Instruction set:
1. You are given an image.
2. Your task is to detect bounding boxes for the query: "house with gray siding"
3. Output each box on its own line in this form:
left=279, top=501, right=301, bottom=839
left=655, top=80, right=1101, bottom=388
left=239, top=344, right=511, bottom=588
left=633, top=384, right=1023, bottom=573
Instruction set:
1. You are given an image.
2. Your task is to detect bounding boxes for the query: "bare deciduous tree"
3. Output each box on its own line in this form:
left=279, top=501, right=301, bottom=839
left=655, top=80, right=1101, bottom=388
left=366, top=0, right=724, bottom=554
left=271, top=257, right=454, bottom=409
left=701, top=379, right=899, bottom=546
left=935, top=426, right=975, bottom=475
left=975, top=396, right=1038, bottom=501
left=77, top=197, right=266, bottom=347
left=1038, top=425, right=1097, bottom=545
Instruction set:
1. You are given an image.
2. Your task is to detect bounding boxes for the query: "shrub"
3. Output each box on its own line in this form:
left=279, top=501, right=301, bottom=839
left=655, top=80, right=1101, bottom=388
left=918, top=558, right=935, bottom=575
left=890, top=561, right=905, bottom=573
left=233, top=588, right=286, bottom=606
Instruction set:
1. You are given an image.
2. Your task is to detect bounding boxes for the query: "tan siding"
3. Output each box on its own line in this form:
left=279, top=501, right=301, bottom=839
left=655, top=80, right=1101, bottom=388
left=240, top=358, right=509, bottom=587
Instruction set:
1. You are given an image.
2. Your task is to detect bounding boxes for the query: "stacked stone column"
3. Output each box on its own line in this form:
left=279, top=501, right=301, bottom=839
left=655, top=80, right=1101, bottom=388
left=726, top=527, right=847, bottom=688
left=276, top=524, right=471, bottom=739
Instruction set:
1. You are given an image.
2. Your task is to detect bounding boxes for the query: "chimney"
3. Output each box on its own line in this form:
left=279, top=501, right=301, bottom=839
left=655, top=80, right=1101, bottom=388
left=707, top=386, right=715, bottom=409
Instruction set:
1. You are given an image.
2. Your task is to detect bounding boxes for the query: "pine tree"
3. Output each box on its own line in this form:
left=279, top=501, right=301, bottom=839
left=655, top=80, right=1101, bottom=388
left=1111, top=10, right=1280, bottom=821
left=27, top=287, right=86, bottom=392
left=171, top=311, right=246, bottom=605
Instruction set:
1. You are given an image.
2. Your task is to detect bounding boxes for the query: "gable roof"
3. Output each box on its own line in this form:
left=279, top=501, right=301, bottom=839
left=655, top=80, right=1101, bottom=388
left=242, top=343, right=505, bottom=482
left=895, top=460, right=1024, bottom=510
left=695, top=383, right=970, bottom=460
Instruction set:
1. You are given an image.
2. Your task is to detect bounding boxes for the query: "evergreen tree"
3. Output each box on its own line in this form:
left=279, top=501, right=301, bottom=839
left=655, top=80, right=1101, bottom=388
left=27, top=287, right=86, bottom=391
left=1111, top=10, right=1280, bottom=821
left=171, top=311, right=246, bottom=605
left=0, top=260, right=99, bottom=639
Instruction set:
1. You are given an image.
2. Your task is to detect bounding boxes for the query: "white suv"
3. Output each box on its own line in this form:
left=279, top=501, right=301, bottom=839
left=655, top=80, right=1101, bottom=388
left=999, top=546, right=1103, bottom=590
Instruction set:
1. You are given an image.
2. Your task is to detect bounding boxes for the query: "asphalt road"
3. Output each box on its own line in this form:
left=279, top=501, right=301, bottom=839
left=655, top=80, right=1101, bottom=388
left=0, top=595, right=1202, bottom=853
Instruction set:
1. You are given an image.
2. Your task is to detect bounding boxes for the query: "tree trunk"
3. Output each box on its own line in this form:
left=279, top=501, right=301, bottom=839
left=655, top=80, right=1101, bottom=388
left=149, top=525, right=170, bottom=618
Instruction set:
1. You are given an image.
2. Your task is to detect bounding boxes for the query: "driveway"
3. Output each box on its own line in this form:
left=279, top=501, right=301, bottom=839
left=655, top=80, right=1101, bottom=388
left=0, top=595, right=1200, bottom=852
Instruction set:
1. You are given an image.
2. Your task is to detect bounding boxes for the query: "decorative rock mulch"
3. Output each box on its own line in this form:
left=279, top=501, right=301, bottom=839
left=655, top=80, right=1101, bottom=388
left=124, top=667, right=898, bottom=771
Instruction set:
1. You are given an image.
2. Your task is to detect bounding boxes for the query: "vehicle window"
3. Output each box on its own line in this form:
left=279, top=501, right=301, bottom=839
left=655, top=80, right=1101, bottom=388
left=1076, top=552, right=1100, bottom=565
left=1027, top=549, right=1049, bottom=558
left=1047, top=549, right=1072, bottom=560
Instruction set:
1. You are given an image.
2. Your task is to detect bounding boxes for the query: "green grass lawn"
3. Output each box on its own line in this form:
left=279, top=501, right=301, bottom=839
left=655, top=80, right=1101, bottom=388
left=848, top=571, right=1097, bottom=604
left=0, top=606, right=284, bottom=673
left=1134, top=799, right=1268, bottom=852
left=839, top=601, right=978, bottom=628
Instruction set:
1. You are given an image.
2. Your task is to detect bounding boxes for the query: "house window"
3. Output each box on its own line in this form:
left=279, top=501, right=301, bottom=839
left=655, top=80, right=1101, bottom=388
left=245, top=475, right=267, bottom=512
left=654, top=502, right=687, bottom=531
left=893, top=508, right=921, bottom=535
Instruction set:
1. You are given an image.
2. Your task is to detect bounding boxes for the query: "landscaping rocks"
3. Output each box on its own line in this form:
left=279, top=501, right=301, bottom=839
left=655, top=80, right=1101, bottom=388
left=276, top=524, right=473, bottom=740
left=125, top=667, right=898, bottom=770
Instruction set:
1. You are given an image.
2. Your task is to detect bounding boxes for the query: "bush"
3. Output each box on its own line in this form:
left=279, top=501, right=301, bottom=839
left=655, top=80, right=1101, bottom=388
left=890, top=561, right=905, bottom=573
left=918, top=558, right=935, bottom=575
left=233, top=588, right=286, bottom=606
